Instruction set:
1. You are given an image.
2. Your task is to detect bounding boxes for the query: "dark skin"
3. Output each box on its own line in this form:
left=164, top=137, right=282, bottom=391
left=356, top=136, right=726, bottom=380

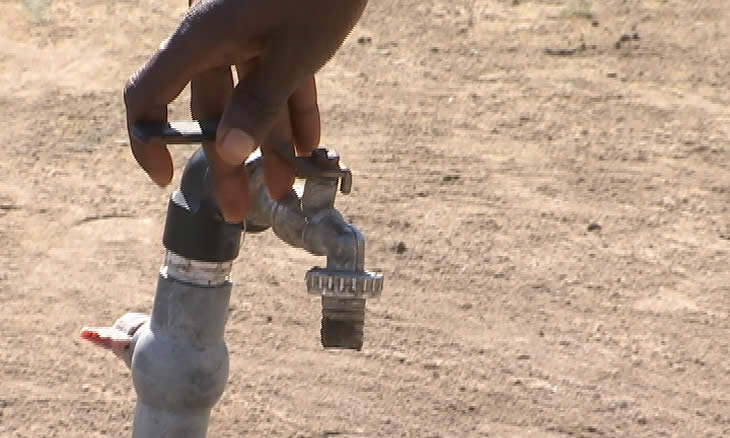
left=125, top=0, right=369, bottom=223
left=81, top=0, right=369, bottom=354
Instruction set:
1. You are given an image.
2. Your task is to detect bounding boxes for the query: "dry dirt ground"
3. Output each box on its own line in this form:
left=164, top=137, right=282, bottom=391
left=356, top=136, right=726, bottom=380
left=1, top=0, right=729, bottom=437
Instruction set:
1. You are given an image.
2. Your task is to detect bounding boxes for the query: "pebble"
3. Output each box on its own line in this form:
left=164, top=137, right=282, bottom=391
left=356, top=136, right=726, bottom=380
left=587, top=222, right=602, bottom=232
left=394, top=242, right=407, bottom=254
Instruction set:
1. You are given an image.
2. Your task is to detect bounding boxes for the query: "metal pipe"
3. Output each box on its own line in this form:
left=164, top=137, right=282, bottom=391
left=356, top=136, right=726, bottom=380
left=126, top=145, right=241, bottom=438
left=246, top=155, right=365, bottom=269
left=245, top=156, right=375, bottom=350
left=129, top=252, right=232, bottom=438
left=90, top=121, right=385, bottom=437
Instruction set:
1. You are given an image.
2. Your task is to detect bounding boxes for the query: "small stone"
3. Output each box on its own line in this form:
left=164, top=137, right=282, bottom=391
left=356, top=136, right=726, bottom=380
left=394, top=242, right=407, bottom=254
left=587, top=223, right=602, bottom=232
left=607, top=72, right=617, bottom=78
left=265, top=315, right=273, bottom=323
left=517, top=354, right=531, bottom=360
left=619, top=33, right=633, bottom=42
left=81, top=384, right=90, bottom=392
left=357, top=36, right=372, bottom=44
left=544, top=47, right=576, bottom=56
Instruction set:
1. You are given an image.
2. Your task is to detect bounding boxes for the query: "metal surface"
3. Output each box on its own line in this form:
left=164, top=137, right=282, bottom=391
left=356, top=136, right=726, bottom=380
left=132, top=120, right=218, bottom=144
left=121, top=120, right=385, bottom=436
left=244, top=154, right=366, bottom=267
left=320, top=296, right=365, bottom=350
left=130, top=274, right=231, bottom=438
left=239, top=144, right=382, bottom=350
left=162, top=250, right=232, bottom=287
left=305, top=268, right=383, bottom=299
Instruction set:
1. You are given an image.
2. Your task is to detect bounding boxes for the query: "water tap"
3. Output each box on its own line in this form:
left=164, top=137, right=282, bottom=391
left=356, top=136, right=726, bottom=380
left=134, top=120, right=384, bottom=350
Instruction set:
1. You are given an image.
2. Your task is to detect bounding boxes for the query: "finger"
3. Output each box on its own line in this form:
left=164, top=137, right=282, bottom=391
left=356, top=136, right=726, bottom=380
left=125, top=1, right=263, bottom=184
left=262, top=109, right=296, bottom=200
left=190, top=66, right=233, bottom=119
left=200, top=0, right=367, bottom=164
left=217, top=37, right=306, bottom=166
left=193, top=67, right=248, bottom=223
left=289, top=75, right=321, bottom=156
left=203, top=162, right=249, bottom=223
left=185, top=0, right=245, bottom=222
left=213, top=62, right=254, bottom=168
left=124, top=43, right=198, bottom=186
left=234, top=62, right=253, bottom=86
left=126, top=98, right=172, bottom=186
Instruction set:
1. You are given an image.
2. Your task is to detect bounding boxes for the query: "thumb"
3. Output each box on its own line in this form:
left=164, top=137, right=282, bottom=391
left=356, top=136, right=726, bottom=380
left=216, top=57, right=297, bottom=166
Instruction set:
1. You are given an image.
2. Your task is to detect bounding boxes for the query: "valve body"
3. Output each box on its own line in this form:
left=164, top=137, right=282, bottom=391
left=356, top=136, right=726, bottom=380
left=131, top=272, right=231, bottom=438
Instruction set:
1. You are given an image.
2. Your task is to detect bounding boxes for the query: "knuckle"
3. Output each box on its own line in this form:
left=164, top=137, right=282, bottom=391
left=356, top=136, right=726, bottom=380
left=241, top=87, right=282, bottom=120
left=123, top=65, right=147, bottom=111
left=123, top=75, right=139, bottom=109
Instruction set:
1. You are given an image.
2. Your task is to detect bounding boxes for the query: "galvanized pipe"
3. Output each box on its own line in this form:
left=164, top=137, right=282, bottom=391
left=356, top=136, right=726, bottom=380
left=129, top=252, right=232, bottom=438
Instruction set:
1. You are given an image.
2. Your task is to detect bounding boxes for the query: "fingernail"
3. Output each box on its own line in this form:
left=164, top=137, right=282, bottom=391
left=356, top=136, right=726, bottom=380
left=219, top=128, right=254, bottom=165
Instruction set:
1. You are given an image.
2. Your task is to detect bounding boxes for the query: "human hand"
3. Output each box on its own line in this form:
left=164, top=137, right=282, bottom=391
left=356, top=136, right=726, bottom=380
left=124, top=0, right=368, bottom=222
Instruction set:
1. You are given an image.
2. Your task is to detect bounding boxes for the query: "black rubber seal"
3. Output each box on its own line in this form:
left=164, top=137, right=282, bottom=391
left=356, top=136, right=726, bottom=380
left=162, top=148, right=242, bottom=262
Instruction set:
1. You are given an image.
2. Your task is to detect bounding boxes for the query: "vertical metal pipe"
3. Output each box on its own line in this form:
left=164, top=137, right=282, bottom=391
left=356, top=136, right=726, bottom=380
left=130, top=253, right=232, bottom=438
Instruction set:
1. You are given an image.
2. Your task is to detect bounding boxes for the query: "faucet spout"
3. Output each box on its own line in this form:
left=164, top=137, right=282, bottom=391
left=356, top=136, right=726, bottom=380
left=244, top=150, right=383, bottom=350
left=245, top=154, right=365, bottom=270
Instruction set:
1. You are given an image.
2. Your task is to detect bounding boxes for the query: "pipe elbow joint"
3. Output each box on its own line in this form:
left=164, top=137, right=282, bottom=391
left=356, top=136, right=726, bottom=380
left=304, top=209, right=365, bottom=271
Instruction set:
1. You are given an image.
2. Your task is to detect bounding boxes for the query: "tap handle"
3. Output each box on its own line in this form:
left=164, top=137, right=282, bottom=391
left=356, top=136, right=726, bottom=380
left=132, top=120, right=352, bottom=194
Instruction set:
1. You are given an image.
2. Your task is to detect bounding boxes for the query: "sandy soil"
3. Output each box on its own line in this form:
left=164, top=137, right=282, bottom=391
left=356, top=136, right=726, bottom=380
left=1, top=0, right=729, bottom=437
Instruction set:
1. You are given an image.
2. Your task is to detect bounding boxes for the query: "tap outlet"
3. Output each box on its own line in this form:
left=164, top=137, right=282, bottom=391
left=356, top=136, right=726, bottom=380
left=245, top=149, right=384, bottom=350
left=132, top=120, right=385, bottom=351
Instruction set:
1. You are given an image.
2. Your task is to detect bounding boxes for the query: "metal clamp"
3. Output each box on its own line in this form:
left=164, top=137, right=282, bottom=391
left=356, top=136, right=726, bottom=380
left=306, top=268, right=384, bottom=299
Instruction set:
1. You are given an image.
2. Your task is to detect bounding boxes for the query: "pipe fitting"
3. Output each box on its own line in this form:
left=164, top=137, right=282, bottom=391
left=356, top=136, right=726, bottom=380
left=132, top=146, right=236, bottom=438
left=242, top=154, right=383, bottom=350
left=119, top=124, right=386, bottom=436
left=130, top=274, right=231, bottom=438
left=245, top=155, right=368, bottom=269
